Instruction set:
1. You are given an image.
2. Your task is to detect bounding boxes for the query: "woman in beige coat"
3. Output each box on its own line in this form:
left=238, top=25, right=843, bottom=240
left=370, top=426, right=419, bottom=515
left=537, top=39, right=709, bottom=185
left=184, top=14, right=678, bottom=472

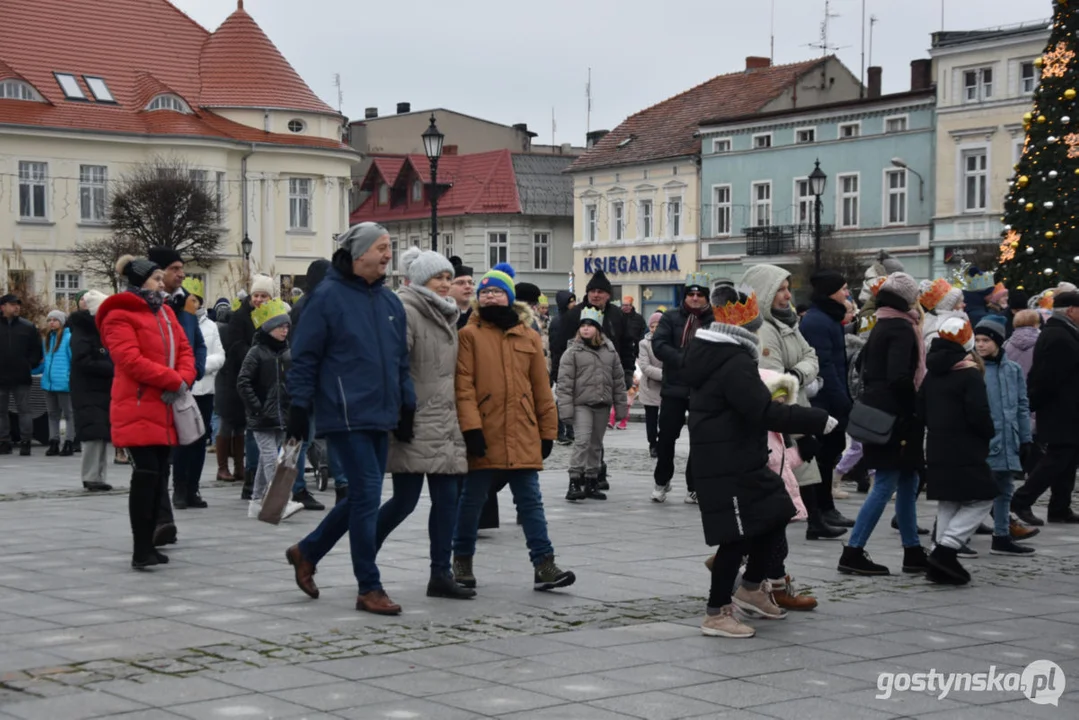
left=377, top=248, right=474, bottom=600
left=637, top=312, right=664, bottom=458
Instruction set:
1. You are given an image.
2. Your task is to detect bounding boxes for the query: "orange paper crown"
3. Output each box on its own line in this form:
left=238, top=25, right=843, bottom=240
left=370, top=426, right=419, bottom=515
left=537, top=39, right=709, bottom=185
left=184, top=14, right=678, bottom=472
left=938, top=317, right=974, bottom=349
left=869, top=276, right=888, bottom=297
left=919, top=277, right=953, bottom=311
left=713, top=287, right=760, bottom=327
left=987, top=282, right=1008, bottom=305
left=1037, top=290, right=1055, bottom=309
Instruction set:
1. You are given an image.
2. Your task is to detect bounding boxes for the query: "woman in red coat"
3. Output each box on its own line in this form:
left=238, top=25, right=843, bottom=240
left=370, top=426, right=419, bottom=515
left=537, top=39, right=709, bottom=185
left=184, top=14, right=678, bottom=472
left=97, top=255, right=196, bottom=569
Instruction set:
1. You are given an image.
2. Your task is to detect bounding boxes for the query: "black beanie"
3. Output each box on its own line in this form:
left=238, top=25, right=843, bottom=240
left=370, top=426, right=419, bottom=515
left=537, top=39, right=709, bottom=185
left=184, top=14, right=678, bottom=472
left=515, top=282, right=541, bottom=305
left=586, top=270, right=613, bottom=295
left=454, top=263, right=474, bottom=279
left=811, top=269, right=847, bottom=298
left=148, top=246, right=183, bottom=269
left=120, top=257, right=160, bottom=288
left=1008, top=288, right=1029, bottom=311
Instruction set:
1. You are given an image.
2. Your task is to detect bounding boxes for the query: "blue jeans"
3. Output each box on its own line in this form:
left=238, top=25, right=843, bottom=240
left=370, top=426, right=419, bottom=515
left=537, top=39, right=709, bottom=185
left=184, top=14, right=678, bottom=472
left=291, top=415, right=316, bottom=495
left=377, top=473, right=462, bottom=575
left=847, top=468, right=921, bottom=549
left=298, top=431, right=388, bottom=594
left=992, top=470, right=1016, bottom=537
left=328, top=441, right=347, bottom=488
left=454, top=469, right=554, bottom=565
left=245, top=428, right=258, bottom=475
left=210, top=411, right=220, bottom=444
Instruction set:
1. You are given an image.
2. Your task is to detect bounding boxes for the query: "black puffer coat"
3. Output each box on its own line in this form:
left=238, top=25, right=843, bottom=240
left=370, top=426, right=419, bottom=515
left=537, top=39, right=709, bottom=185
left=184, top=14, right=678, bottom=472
left=67, top=310, right=113, bottom=442
left=1026, top=315, right=1079, bottom=446
left=236, top=331, right=291, bottom=431
left=919, top=339, right=997, bottom=501
left=859, top=291, right=925, bottom=473
left=684, top=323, right=828, bottom=546
left=652, top=303, right=712, bottom=400
left=215, top=299, right=256, bottom=426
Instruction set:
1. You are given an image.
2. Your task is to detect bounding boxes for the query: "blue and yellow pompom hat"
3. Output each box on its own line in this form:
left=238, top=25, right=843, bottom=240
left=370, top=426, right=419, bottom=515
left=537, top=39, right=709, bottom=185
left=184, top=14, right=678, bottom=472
left=477, top=263, right=516, bottom=304
left=251, top=298, right=290, bottom=332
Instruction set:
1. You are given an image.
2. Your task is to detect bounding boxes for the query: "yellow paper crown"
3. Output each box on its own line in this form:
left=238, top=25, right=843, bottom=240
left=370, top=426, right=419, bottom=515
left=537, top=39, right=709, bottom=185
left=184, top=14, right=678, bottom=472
left=1037, top=290, right=1055, bottom=309
left=713, top=287, right=760, bottom=327
left=181, top=276, right=204, bottom=299
left=250, top=298, right=290, bottom=329
left=919, top=278, right=953, bottom=311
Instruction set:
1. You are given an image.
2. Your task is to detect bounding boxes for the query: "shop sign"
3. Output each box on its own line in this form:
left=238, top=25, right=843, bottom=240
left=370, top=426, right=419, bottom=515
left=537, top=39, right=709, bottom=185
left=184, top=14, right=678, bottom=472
left=584, top=253, right=680, bottom=275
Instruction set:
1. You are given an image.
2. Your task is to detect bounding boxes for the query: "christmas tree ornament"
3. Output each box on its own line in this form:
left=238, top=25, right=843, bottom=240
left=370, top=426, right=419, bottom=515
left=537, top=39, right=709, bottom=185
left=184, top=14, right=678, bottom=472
left=1039, top=115, right=1048, bottom=123
left=1026, top=202, right=1035, bottom=211
left=1027, top=246, right=1036, bottom=255
left=1073, top=255, right=1079, bottom=262
left=1045, top=268, right=1055, bottom=275
left=1050, top=170, right=1060, bottom=178
left=1018, top=175, right=1030, bottom=187
left=1045, top=201, right=1056, bottom=209
left=1048, top=135, right=1059, bottom=143
left=1064, top=116, right=1073, bottom=124
left=1067, top=88, right=1078, bottom=100
left=1043, top=43, right=1077, bottom=78
left=1047, top=230, right=1057, bottom=238
left=1024, top=111, right=1034, bottom=122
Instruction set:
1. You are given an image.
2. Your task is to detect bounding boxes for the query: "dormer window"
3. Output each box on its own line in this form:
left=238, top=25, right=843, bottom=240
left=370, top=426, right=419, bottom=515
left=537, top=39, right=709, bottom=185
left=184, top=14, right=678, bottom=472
left=378, top=183, right=390, bottom=205
left=54, top=72, right=85, bottom=100
left=412, top=179, right=423, bottom=202
left=146, top=94, right=191, bottom=113
left=83, top=76, right=115, bottom=103
left=0, top=80, right=40, bottom=101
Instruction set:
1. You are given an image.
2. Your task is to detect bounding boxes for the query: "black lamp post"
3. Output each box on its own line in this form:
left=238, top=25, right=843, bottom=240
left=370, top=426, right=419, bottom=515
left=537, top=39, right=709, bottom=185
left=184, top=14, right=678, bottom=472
left=240, top=233, right=253, bottom=287
left=422, top=114, right=445, bottom=252
left=808, top=159, right=827, bottom=271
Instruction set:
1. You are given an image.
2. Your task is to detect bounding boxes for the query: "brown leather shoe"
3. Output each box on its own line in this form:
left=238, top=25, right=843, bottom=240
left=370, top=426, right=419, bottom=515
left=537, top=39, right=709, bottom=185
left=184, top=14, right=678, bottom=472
left=1010, top=521, right=1040, bottom=540
left=356, top=589, right=401, bottom=615
left=285, top=545, right=319, bottom=599
left=770, top=576, right=818, bottom=611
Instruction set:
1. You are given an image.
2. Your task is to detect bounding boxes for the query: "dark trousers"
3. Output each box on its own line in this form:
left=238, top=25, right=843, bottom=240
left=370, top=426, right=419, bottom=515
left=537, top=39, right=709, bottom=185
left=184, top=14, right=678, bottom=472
left=708, top=524, right=786, bottom=609
left=644, top=405, right=659, bottom=448
left=1012, top=444, right=1079, bottom=516
left=654, top=396, right=693, bottom=491
left=376, top=473, right=462, bottom=576
left=172, top=395, right=214, bottom=500
left=814, top=421, right=847, bottom=513
left=128, top=446, right=170, bottom=559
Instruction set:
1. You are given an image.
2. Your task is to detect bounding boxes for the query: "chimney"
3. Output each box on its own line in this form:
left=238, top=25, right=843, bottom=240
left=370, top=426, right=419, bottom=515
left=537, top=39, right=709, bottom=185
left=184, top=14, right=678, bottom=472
left=745, top=56, right=771, bottom=71
left=443, top=145, right=458, bottom=156
left=910, top=59, right=933, bottom=92
left=867, top=66, right=882, bottom=99
left=586, top=129, right=609, bottom=148
left=364, top=107, right=378, bottom=119
left=513, top=123, right=529, bottom=133
left=396, top=102, right=411, bottom=114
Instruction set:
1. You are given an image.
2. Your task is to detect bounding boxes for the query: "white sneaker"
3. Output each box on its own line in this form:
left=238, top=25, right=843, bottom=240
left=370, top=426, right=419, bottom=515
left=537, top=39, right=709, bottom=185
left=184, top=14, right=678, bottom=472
left=247, top=500, right=262, bottom=519
left=281, top=500, right=304, bottom=520
left=684, top=491, right=698, bottom=504
left=651, top=483, right=671, bottom=503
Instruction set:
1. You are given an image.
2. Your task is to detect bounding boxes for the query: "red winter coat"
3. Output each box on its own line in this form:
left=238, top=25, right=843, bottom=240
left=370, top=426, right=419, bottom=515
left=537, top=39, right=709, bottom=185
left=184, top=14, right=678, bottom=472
left=96, top=291, right=196, bottom=448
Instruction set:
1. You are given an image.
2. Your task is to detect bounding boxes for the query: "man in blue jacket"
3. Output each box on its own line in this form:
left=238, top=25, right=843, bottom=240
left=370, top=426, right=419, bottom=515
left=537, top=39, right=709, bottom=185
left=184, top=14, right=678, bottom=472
left=799, top=270, right=853, bottom=521
left=284, top=222, right=417, bottom=616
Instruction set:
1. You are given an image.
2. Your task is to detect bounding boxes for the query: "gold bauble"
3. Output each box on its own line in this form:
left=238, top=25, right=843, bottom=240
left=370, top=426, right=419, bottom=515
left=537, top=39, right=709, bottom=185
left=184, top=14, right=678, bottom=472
left=1038, top=115, right=1048, bottom=123
left=1035, top=57, right=1045, bottom=69
left=1017, top=175, right=1030, bottom=187
left=1024, top=112, right=1034, bottom=122
left=1011, top=241, right=1019, bottom=248
left=1046, top=230, right=1056, bottom=239
left=1026, top=202, right=1036, bottom=211
left=1067, top=89, right=1078, bottom=100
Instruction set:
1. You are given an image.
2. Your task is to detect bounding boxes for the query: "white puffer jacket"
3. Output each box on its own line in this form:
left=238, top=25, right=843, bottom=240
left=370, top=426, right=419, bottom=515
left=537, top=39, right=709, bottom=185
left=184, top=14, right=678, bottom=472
left=192, top=309, right=224, bottom=396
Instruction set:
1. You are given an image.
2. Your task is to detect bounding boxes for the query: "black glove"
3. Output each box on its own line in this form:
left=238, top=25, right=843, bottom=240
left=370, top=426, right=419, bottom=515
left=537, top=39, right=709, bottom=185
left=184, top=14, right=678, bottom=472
left=286, top=405, right=310, bottom=443
left=796, top=435, right=820, bottom=463
left=394, top=407, right=415, bottom=443
left=1019, top=442, right=1033, bottom=469
left=464, top=429, right=487, bottom=458
left=541, top=439, right=553, bottom=459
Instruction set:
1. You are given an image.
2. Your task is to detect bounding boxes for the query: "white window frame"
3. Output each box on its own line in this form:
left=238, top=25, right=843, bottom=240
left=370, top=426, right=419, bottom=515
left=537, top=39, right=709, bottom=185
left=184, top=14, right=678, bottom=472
left=712, top=137, right=732, bottom=154
left=486, top=231, right=509, bottom=269
left=883, top=168, right=908, bottom=226
left=146, top=94, right=190, bottom=113
left=585, top=203, right=598, bottom=243
left=793, top=178, right=813, bottom=225
left=440, top=233, right=454, bottom=258
left=412, top=179, right=423, bottom=202
left=1020, top=60, right=1039, bottom=94
left=53, top=72, right=84, bottom=100
left=666, top=195, right=683, bottom=238
left=18, top=161, right=48, bottom=220
left=189, top=169, right=209, bottom=188
left=751, top=181, right=772, bottom=227
left=0, top=80, right=39, bottom=101
left=215, top=171, right=226, bottom=214
left=53, top=271, right=82, bottom=307
left=288, top=177, right=312, bottom=231
left=838, top=121, right=861, bottom=139
left=79, top=165, right=108, bottom=223
left=795, top=127, right=817, bottom=144
left=884, top=115, right=909, bottom=134
left=712, top=184, right=732, bottom=237
left=752, top=132, right=773, bottom=149
left=837, top=172, right=860, bottom=229
left=961, top=148, right=989, bottom=213
left=389, top=237, right=399, bottom=273
left=638, top=199, right=653, bottom=239
left=83, top=76, right=114, bottom=103
left=963, top=67, right=994, bottom=103
left=533, top=232, right=550, bottom=270
left=611, top=200, right=624, bottom=240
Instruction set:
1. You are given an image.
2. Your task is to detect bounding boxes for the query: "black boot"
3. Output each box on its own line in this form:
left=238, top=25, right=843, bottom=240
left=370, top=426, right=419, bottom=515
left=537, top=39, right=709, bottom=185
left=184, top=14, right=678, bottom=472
left=45, top=439, right=60, bottom=456
left=0, top=440, right=12, bottom=455
left=902, top=545, right=929, bottom=573
left=838, top=546, right=891, bottom=576
left=927, top=545, right=969, bottom=584
left=595, top=462, right=609, bottom=491
left=806, top=518, right=847, bottom=540
left=822, top=508, right=855, bottom=528
left=20, top=440, right=32, bottom=456
left=172, top=492, right=188, bottom=510
left=891, top=515, right=931, bottom=535
left=427, top=572, right=476, bottom=599
left=335, top=486, right=348, bottom=504
left=59, top=440, right=74, bottom=457
left=186, top=490, right=208, bottom=509
left=130, top=469, right=159, bottom=569
left=585, top=476, right=606, bottom=500
left=241, top=470, right=254, bottom=500
left=565, top=474, right=586, bottom=501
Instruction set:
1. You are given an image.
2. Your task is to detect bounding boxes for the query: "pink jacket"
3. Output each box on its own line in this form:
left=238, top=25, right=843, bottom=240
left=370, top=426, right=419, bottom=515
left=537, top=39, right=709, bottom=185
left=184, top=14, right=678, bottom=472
left=759, top=368, right=808, bottom=521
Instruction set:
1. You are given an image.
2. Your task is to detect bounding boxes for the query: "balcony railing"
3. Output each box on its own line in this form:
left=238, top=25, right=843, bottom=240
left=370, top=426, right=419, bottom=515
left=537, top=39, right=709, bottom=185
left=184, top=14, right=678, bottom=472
left=744, top=223, right=834, bottom=256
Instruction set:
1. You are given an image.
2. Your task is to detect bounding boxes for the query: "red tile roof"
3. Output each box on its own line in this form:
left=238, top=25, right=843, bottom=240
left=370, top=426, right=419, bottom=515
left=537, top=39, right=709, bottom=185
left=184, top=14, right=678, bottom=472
left=568, top=58, right=829, bottom=172
left=0, top=0, right=348, bottom=151
left=350, top=150, right=522, bottom=224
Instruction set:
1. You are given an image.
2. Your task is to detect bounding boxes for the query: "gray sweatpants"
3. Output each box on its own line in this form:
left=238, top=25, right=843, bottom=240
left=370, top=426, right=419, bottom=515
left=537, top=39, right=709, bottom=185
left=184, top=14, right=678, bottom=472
left=0, top=385, right=32, bottom=442
left=569, top=405, right=609, bottom=477
left=81, top=439, right=108, bottom=486
left=935, top=499, right=994, bottom=550
left=252, top=429, right=285, bottom=502
left=45, top=391, right=74, bottom=442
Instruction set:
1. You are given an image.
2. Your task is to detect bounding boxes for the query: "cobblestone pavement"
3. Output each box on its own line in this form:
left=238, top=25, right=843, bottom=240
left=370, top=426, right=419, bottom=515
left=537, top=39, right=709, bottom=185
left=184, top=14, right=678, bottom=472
left=0, top=426, right=1077, bottom=719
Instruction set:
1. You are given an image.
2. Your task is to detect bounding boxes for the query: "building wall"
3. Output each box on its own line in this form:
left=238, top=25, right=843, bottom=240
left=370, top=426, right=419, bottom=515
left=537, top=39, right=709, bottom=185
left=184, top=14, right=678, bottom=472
left=758, top=57, right=865, bottom=114
left=930, top=27, right=1048, bottom=277
left=0, top=127, right=354, bottom=302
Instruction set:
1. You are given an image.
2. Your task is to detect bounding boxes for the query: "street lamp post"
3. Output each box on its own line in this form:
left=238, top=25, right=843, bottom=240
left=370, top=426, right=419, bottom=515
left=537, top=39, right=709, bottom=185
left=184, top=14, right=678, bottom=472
left=890, top=157, right=925, bottom=203
left=241, top=234, right=253, bottom=288
left=422, top=114, right=445, bottom=252
left=808, top=159, right=828, bottom=271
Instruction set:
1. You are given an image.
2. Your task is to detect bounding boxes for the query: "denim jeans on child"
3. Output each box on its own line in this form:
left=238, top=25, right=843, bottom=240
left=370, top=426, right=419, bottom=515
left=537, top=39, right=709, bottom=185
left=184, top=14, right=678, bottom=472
left=454, top=469, right=554, bottom=565
left=298, top=430, right=388, bottom=594
left=847, top=468, right=921, bottom=548
left=992, top=470, right=1017, bottom=537
left=376, top=473, right=462, bottom=575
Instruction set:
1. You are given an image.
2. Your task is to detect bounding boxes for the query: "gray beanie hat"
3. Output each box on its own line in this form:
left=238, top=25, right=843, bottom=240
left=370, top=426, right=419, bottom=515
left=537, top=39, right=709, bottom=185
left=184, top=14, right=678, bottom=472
left=880, top=272, right=920, bottom=307
left=337, top=222, right=389, bottom=261
left=47, top=309, right=67, bottom=324
left=403, top=247, right=455, bottom=287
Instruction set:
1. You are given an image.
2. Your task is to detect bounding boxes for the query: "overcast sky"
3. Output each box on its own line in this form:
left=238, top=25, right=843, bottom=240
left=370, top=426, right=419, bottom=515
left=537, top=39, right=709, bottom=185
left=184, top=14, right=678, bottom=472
left=175, top=0, right=1046, bottom=144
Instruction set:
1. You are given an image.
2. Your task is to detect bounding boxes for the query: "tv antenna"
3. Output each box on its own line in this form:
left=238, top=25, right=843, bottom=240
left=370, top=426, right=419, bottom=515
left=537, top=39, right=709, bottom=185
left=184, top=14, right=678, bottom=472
left=806, top=0, right=848, bottom=56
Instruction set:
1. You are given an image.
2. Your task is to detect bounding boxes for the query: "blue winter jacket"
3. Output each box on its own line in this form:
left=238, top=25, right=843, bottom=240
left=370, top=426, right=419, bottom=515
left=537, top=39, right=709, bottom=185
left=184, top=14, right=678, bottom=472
left=287, top=267, right=416, bottom=435
left=41, top=328, right=72, bottom=393
left=798, top=303, right=852, bottom=418
left=983, top=352, right=1032, bottom=472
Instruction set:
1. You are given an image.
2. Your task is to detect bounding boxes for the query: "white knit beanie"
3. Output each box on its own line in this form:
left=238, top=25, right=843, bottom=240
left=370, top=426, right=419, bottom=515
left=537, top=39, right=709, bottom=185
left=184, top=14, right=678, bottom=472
left=83, top=289, right=108, bottom=317
left=936, top=288, right=964, bottom=313
left=47, top=309, right=67, bottom=324
left=250, top=274, right=275, bottom=297
left=405, top=247, right=455, bottom=287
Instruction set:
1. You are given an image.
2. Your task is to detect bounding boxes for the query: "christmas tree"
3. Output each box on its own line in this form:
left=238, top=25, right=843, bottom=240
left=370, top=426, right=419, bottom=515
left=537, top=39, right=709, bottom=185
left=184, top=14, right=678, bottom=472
left=999, top=1, right=1079, bottom=292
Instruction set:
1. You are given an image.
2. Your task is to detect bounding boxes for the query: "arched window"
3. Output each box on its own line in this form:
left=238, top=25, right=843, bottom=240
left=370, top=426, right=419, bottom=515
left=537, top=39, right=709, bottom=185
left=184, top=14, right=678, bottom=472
left=412, top=179, right=423, bottom=202
left=0, top=80, right=39, bottom=101
left=146, top=94, right=191, bottom=113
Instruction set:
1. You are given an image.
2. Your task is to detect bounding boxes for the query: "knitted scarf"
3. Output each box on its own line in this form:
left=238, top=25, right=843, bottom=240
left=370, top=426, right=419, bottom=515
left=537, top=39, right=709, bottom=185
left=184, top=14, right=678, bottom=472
left=680, top=302, right=711, bottom=348
left=876, top=306, right=927, bottom=389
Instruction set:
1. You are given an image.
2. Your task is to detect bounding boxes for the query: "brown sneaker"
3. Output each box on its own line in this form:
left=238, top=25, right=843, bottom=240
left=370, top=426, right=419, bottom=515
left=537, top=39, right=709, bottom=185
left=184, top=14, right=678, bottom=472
left=700, top=605, right=755, bottom=638
left=1010, top=520, right=1040, bottom=540
left=356, top=589, right=401, bottom=615
left=769, top=575, right=818, bottom=611
left=285, top=545, right=319, bottom=599
left=733, top=584, right=787, bottom=620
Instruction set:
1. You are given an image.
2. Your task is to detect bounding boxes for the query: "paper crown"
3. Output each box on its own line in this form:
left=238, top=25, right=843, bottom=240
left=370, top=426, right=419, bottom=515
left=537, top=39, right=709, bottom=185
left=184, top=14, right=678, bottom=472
left=987, top=282, right=1008, bottom=305
left=579, top=307, right=604, bottom=328
left=712, top=285, right=760, bottom=327
left=919, top=278, right=953, bottom=311
left=966, top=271, right=995, bottom=292
left=938, top=316, right=974, bottom=351
left=685, top=272, right=711, bottom=289
left=250, top=298, right=290, bottom=329
left=1037, top=290, right=1055, bottom=309
left=181, top=276, right=204, bottom=299
left=868, top=276, right=888, bottom=297
left=538, top=294, right=549, bottom=305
